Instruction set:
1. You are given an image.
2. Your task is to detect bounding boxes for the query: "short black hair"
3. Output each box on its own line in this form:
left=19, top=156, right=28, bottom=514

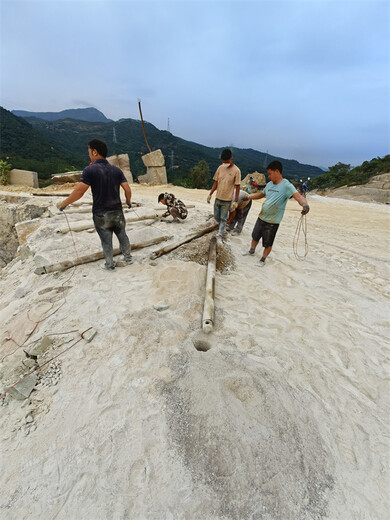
left=88, top=139, right=108, bottom=158
left=221, top=148, right=232, bottom=161
left=158, top=193, right=165, bottom=202
left=267, top=160, right=283, bottom=173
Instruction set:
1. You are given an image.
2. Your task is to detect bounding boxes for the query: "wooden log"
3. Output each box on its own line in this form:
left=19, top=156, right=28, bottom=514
left=34, top=235, right=172, bottom=275
left=150, top=223, right=218, bottom=259
left=32, top=192, right=72, bottom=197
left=154, top=204, right=195, bottom=210
left=202, top=236, right=217, bottom=333
left=55, top=212, right=165, bottom=233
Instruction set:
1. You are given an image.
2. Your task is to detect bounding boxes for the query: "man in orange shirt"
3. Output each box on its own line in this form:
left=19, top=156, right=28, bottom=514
left=207, top=148, right=241, bottom=242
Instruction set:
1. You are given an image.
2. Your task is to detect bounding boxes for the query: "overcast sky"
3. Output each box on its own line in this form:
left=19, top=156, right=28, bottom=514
left=1, top=0, right=389, bottom=168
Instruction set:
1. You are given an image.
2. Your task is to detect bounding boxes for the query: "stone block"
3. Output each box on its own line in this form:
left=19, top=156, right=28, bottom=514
left=15, top=219, right=42, bottom=245
left=9, top=169, right=39, bottom=188
left=51, top=172, right=82, bottom=184
left=107, top=154, right=133, bottom=183
left=8, top=374, right=37, bottom=400
left=138, top=166, right=167, bottom=184
left=141, top=149, right=165, bottom=167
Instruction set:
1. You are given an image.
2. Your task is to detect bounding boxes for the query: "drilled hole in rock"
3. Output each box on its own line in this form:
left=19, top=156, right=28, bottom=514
left=193, top=339, right=211, bottom=352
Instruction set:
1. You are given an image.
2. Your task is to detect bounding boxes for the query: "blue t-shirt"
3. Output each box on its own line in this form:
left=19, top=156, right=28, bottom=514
left=81, top=159, right=127, bottom=214
left=260, top=178, right=297, bottom=224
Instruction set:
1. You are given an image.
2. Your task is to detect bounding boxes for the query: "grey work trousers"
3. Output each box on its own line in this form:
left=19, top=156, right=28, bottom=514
left=93, top=209, right=131, bottom=269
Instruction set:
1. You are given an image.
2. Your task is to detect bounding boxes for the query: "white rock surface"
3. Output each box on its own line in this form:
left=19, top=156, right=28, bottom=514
left=0, top=186, right=389, bottom=519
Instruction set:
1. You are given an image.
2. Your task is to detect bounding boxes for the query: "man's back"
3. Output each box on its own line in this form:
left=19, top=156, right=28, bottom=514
left=81, top=159, right=127, bottom=213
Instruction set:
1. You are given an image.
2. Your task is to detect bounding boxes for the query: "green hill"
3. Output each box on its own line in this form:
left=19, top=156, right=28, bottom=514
left=11, top=107, right=111, bottom=123
left=1, top=106, right=324, bottom=185
left=307, top=156, right=390, bottom=190
left=0, top=107, right=84, bottom=177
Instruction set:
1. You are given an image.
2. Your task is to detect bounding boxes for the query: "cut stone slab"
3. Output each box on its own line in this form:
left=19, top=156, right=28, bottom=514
left=9, top=169, right=39, bottom=188
left=8, top=374, right=38, bottom=400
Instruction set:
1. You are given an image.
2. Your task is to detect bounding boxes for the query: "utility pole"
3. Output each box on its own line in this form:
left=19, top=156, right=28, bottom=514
left=167, top=117, right=171, bottom=133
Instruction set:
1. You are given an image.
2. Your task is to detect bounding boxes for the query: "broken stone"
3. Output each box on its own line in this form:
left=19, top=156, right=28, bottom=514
left=22, top=358, right=38, bottom=370
left=25, top=414, right=33, bottom=423
left=82, top=328, right=97, bottom=342
left=8, top=374, right=37, bottom=400
left=154, top=303, right=170, bottom=311
left=29, top=336, right=52, bottom=357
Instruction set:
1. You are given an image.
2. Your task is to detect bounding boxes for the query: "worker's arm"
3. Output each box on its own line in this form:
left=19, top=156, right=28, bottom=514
left=234, top=184, right=240, bottom=203
left=207, top=181, right=218, bottom=203
left=121, top=182, right=132, bottom=207
left=57, top=182, right=89, bottom=210
left=292, top=192, right=310, bottom=214
left=248, top=192, right=265, bottom=201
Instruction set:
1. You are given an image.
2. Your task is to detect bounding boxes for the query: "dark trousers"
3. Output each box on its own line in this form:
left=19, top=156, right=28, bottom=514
left=93, top=210, right=131, bottom=269
left=228, top=200, right=252, bottom=233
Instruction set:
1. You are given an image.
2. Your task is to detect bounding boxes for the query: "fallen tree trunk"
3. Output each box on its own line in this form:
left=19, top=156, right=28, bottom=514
left=150, top=223, right=218, bottom=259
left=202, top=236, right=217, bottom=333
left=56, top=212, right=165, bottom=233
left=34, top=235, right=172, bottom=274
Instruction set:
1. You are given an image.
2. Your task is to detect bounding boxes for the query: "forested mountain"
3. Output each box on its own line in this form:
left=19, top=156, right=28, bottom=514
left=11, top=107, right=111, bottom=123
left=0, top=107, right=84, bottom=176
left=1, top=106, right=324, bottom=183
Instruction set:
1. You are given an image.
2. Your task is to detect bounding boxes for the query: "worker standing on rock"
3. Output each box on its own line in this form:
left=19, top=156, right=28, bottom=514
left=56, top=139, right=133, bottom=271
left=243, top=160, right=310, bottom=267
left=207, top=148, right=241, bottom=243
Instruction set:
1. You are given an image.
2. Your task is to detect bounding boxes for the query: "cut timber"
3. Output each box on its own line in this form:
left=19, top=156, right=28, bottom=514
left=34, top=235, right=172, bottom=274
left=32, top=192, right=72, bottom=197
left=154, top=204, right=195, bottom=210
left=56, top=212, right=165, bottom=233
left=202, top=237, right=217, bottom=333
left=150, top=223, right=218, bottom=259
left=65, top=202, right=142, bottom=214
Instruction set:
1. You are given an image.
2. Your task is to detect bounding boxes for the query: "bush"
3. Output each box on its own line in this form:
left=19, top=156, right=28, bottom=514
left=0, top=160, right=12, bottom=185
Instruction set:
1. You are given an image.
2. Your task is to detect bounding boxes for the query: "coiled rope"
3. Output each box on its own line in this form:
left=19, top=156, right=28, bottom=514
left=293, top=214, right=309, bottom=260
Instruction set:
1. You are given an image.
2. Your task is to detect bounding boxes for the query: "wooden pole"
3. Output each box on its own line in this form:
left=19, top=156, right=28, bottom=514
left=150, top=223, right=218, bottom=259
left=55, top=212, right=165, bottom=234
left=34, top=235, right=172, bottom=275
left=202, top=236, right=217, bottom=333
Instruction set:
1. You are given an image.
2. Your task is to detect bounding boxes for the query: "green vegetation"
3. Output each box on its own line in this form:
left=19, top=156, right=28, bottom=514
left=189, top=160, right=210, bottom=189
left=1, top=105, right=325, bottom=183
left=308, top=156, right=390, bottom=190
left=0, top=107, right=84, bottom=178
left=0, top=159, right=12, bottom=185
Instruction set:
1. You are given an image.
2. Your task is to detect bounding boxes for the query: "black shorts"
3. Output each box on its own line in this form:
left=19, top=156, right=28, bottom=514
left=252, top=218, right=280, bottom=247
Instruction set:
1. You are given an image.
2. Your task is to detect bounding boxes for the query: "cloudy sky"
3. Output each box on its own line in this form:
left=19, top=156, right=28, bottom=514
left=1, top=0, right=389, bottom=168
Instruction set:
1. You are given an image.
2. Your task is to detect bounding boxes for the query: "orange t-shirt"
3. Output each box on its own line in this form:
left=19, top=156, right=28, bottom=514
left=213, top=164, right=241, bottom=201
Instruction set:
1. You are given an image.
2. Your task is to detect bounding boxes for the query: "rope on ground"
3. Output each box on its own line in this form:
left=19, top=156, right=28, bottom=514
left=293, top=214, right=309, bottom=261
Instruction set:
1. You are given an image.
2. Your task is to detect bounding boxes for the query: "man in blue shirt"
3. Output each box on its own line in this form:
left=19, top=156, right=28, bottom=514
left=243, top=161, right=310, bottom=266
left=57, top=139, right=133, bottom=271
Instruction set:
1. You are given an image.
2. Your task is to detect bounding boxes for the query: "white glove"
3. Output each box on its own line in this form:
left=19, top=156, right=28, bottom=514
left=230, top=202, right=238, bottom=210
left=207, top=194, right=212, bottom=204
